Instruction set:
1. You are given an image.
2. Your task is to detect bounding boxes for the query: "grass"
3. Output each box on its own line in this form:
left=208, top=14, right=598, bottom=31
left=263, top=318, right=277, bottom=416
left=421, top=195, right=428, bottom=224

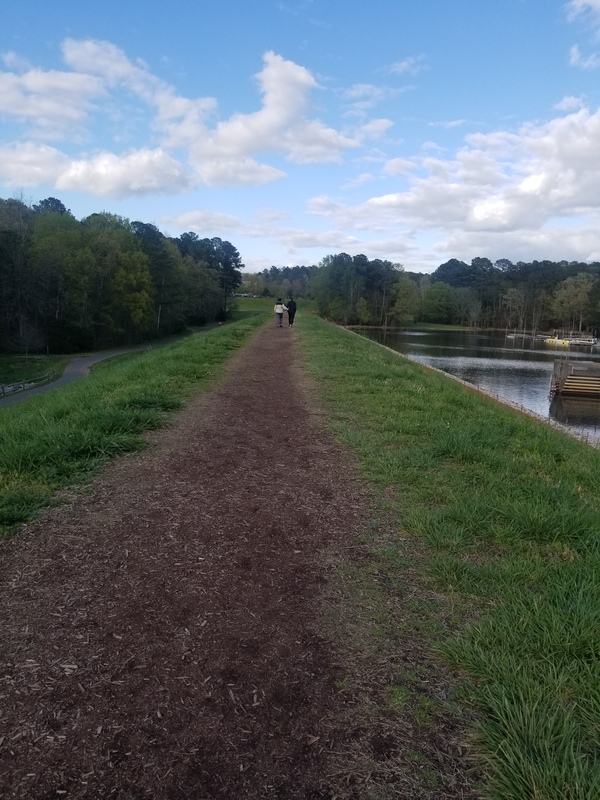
left=299, top=314, right=600, bottom=799
left=0, top=316, right=264, bottom=535
left=0, top=354, right=72, bottom=385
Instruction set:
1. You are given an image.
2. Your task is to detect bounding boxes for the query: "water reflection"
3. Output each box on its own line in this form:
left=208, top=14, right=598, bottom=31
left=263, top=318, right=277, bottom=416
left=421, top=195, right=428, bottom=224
left=359, top=329, right=600, bottom=443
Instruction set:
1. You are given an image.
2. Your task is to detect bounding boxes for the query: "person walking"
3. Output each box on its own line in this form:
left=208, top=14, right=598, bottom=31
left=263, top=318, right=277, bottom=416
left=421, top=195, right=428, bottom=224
left=286, top=297, right=297, bottom=327
left=274, top=298, right=287, bottom=327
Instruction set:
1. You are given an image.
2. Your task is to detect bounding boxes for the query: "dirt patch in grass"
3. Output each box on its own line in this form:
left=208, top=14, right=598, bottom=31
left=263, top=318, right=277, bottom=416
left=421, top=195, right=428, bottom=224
left=0, top=322, right=478, bottom=798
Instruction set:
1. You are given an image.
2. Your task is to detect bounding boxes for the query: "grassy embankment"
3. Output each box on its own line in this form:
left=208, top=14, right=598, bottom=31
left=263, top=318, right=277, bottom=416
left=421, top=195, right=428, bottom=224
left=300, top=314, right=600, bottom=799
left=0, top=316, right=264, bottom=535
left=0, top=355, right=72, bottom=385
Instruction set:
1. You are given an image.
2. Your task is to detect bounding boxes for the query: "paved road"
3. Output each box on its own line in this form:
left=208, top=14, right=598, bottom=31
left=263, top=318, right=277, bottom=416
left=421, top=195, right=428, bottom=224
left=0, top=335, right=195, bottom=408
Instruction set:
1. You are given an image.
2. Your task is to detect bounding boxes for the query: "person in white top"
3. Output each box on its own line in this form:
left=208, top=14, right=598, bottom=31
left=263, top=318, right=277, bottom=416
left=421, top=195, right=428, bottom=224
left=274, top=298, right=287, bottom=327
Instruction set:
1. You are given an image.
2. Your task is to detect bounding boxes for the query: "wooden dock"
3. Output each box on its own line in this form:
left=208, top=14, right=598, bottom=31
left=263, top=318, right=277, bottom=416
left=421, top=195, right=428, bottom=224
left=551, top=360, right=600, bottom=396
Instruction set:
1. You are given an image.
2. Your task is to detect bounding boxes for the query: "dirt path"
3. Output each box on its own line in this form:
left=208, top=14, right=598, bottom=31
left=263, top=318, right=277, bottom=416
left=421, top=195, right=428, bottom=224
left=0, top=323, right=476, bottom=799
left=0, top=323, right=368, bottom=798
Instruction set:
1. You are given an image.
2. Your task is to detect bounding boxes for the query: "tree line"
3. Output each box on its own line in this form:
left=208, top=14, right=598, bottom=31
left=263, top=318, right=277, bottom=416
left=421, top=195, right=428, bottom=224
left=240, top=265, right=318, bottom=301
left=0, top=197, right=243, bottom=353
left=258, top=252, right=600, bottom=333
left=5, top=191, right=600, bottom=354
left=413, top=257, right=600, bottom=333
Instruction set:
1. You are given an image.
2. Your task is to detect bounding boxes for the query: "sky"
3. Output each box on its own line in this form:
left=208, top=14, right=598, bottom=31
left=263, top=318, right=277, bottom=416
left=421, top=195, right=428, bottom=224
left=2, top=2, right=600, bottom=274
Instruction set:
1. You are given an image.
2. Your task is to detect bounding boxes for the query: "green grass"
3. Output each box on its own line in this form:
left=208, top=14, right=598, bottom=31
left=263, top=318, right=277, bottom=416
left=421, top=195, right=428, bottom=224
left=0, top=354, right=72, bottom=384
left=0, top=316, right=265, bottom=535
left=299, top=315, right=600, bottom=799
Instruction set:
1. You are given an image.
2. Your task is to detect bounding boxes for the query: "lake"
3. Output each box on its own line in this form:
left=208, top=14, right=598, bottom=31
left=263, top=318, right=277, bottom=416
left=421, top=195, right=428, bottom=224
left=359, top=329, right=600, bottom=444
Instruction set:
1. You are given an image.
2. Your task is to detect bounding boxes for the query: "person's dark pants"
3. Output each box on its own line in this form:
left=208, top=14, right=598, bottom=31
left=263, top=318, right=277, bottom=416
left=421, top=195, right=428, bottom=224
left=276, top=313, right=283, bottom=327
left=288, top=312, right=296, bottom=326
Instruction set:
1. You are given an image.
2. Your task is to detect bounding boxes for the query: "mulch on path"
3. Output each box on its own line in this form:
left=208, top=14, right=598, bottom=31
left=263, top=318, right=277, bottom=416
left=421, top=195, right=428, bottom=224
left=0, top=322, right=477, bottom=799
left=0, top=322, right=369, bottom=799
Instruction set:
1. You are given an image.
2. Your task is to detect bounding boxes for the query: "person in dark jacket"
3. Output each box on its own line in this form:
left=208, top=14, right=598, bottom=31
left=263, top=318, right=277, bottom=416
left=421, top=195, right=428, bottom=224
left=286, top=297, right=297, bottom=326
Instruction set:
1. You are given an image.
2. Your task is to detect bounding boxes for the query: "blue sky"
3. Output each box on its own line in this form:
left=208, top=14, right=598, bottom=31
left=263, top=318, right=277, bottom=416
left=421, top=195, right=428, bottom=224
left=2, top=1, right=600, bottom=273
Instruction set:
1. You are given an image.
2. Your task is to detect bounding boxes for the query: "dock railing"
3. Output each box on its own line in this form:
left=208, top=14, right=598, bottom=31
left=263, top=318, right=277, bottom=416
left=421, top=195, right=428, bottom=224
left=551, top=360, right=600, bottom=396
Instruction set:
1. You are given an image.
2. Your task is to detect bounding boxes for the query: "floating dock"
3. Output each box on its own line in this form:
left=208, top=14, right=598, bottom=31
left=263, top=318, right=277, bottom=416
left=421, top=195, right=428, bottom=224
left=546, top=335, right=597, bottom=347
left=551, top=360, right=600, bottom=396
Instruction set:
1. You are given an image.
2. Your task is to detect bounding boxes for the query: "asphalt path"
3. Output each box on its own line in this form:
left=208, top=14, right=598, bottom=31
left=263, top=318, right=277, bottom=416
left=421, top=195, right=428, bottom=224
left=0, top=334, right=197, bottom=408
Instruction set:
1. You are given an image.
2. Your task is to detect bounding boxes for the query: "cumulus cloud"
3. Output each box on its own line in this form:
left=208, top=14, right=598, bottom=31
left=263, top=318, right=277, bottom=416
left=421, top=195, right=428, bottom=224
left=62, top=38, right=156, bottom=95
left=0, top=66, right=105, bottom=137
left=55, top=149, right=192, bottom=196
left=188, top=51, right=359, bottom=168
left=0, top=40, right=372, bottom=194
left=194, top=158, right=285, bottom=188
left=0, top=140, right=192, bottom=198
left=0, top=142, right=68, bottom=185
left=305, top=105, right=600, bottom=266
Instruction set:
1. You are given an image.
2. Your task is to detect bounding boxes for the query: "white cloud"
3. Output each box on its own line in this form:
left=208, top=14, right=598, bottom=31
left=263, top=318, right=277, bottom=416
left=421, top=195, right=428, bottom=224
left=0, top=67, right=105, bottom=137
left=342, top=172, right=375, bottom=189
left=56, top=149, right=192, bottom=196
left=555, top=94, right=585, bottom=110
left=163, top=209, right=242, bottom=233
left=193, top=158, right=285, bottom=187
left=256, top=208, right=293, bottom=222
left=344, top=83, right=388, bottom=102
left=189, top=51, right=359, bottom=167
left=342, top=83, right=412, bottom=123
left=0, top=142, right=68, bottom=185
left=383, top=158, right=416, bottom=176
left=2, top=51, right=32, bottom=71
left=62, top=38, right=156, bottom=94
left=428, top=119, right=468, bottom=129
left=355, top=118, right=393, bottom=141
left=62, top=37, right=218, bottom=146
left=0, top=40, right=377, bottom=193
left=569, top=44, right=600, bottom=69
left=566, top=0, right=600, bottom=22
left=305, top=105, right=600, bottom=261
left=388, top=55, right=427, bottom=76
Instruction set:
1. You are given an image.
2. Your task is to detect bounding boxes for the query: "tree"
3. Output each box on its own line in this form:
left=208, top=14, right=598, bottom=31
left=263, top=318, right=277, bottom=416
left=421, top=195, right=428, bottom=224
left=30, top=210, right=94, bottom=351
left=431, top=258, right=470, bottom=287
left=454, top=287, right=481, bottom=327
left=389, top=274, right=420, bottom=325
left=81, top=213, right=155, bottom=346
left=421, top=282, right=455, bottom=323
left=552, top=272, right=597, bottom=332
left=132, top=222, right=187, bottom=335
left=356, top=296, right=371, bottom=325
left=212, top=238, right=243, bottom=317
left=104, top=250, right=155, bottom=340
left=0, top=198, right=35, bottom=351
left=502, top=287, right=527, bottom=331
left=32, top=197, right=71, bottom=216
left=313, top=253, right=359, bottom=323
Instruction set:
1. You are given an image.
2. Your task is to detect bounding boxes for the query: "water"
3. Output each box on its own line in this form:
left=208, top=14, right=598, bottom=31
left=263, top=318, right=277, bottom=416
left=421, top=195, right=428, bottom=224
left=359, top=329, right=600, bottom=444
